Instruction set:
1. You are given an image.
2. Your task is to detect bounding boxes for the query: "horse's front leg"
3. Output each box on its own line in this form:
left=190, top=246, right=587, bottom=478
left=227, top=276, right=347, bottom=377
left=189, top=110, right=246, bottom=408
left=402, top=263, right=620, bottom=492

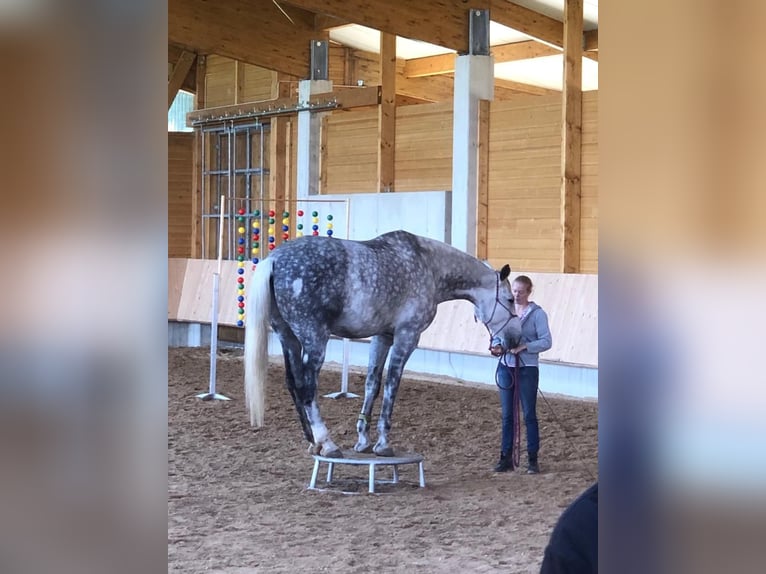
left=374, top=332, right=419, bottom=457
left=355, top=334, right=392, bottom=453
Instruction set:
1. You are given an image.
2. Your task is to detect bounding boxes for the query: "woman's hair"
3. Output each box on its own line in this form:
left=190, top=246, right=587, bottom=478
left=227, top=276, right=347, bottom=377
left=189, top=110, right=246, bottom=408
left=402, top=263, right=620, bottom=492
left=513, top=275, right=534, bottom=293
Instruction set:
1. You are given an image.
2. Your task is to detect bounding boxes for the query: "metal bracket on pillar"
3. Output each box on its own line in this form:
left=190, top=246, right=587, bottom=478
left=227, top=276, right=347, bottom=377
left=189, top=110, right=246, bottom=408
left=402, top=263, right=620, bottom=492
left=469, top=9, right=490, bottom=56
left=310, top=40, right=329, bottom=81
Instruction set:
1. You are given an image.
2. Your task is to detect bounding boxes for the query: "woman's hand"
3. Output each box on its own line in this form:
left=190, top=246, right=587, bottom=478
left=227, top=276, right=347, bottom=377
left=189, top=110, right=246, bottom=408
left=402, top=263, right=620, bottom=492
left=510, top=344, right=527, bottom=355
left=490, top=345, right=504, bottom=357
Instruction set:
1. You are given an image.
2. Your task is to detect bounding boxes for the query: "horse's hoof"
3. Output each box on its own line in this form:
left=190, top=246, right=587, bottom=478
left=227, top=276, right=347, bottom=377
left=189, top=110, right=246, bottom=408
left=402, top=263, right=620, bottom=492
left=353, top=442, right=373, bottom=453
left=374, top=446, right=395, bottom=457
left=322, top=447, right=343, bottom=459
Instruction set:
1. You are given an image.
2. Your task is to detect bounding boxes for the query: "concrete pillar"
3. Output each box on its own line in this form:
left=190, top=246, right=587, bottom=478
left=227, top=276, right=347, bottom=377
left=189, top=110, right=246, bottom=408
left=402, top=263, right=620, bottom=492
left=296, top=79, right=332, bottom=199
left=450, top=54, right=493, bottom=255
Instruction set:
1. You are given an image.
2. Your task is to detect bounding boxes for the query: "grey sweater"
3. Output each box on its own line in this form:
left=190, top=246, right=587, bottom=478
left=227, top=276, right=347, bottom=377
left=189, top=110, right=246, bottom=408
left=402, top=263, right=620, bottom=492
left=491, top=302, right=553, bottom=368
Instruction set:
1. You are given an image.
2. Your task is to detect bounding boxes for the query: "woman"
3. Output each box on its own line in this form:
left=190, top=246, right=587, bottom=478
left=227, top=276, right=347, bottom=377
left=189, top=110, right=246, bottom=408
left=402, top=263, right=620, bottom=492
left=490, top=275, right=552, bottom=473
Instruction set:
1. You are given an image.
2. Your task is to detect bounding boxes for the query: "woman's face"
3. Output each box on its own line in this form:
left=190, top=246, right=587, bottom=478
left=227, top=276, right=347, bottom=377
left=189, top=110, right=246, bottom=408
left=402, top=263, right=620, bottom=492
left=512, top=281, right=531, bottom=304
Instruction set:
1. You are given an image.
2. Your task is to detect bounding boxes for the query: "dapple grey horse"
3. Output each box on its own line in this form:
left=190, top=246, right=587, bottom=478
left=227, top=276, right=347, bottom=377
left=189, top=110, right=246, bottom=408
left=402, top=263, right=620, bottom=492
left=245, top=230, right=520, bottom=458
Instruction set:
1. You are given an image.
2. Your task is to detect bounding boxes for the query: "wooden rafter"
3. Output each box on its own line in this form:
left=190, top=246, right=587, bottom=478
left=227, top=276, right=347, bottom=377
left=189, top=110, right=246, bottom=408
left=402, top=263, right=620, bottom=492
left=168, top=50, right=196, bottom=109
left=279, top=0, right=489, bottom=52
left=169, top=0, right=326, bottom=78
left=404, top=40, right=559, bottom=78
left=491, top=1, right=564, bottom=48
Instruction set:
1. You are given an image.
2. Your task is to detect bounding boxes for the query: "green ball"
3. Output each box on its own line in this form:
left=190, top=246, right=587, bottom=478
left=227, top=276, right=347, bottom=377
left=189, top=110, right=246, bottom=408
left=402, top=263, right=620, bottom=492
left=253, top=242, right=259, bottom=248
left=237, top=255, right=244, bottom=261
left=237, top=216, right=244, bottom=223
left=238, top=308, right=245, bottom=315
left=282, top=211, right=289, bottom=218
left=327, top=214, right=333, bottom=221
left=297, top=224, right=303, bottom=230
left=311, top=211, right=318, bottom=217
left=254, top=209, right=261, bottom=216
left=269, top=217, right=275, bottom=224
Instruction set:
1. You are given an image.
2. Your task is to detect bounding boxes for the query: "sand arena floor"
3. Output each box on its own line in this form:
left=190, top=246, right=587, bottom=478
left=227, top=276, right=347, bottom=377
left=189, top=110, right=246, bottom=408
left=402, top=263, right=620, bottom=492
left=168, top=347, right=598, bottom=573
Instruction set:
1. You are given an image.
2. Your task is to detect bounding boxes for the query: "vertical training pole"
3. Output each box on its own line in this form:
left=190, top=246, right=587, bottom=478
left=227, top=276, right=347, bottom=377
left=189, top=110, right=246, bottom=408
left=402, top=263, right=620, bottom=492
left=198, top=194, right=231, bottom=401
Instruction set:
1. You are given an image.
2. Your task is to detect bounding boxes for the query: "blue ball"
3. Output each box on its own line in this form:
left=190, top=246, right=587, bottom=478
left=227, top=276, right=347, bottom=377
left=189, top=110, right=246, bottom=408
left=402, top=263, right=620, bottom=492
left=237, top=295, right=244, bottom=302
left=236, top=320, right=243, bottom=327
left=326, top=229, right=333, bottom=236
left=282, top=224, right=289, bottom=232
left=252, top=258, right=259, bottom=264
left=312, top=224, right=319, bottom=231
left=238, top=237, right=245, bottom=244
left=237, top=268, right=244, bottom=275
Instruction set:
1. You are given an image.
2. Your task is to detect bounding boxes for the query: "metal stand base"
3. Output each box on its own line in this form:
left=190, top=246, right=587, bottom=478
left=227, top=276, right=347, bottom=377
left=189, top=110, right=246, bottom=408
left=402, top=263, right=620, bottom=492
left=323, top=391, right=360, bottom=399
left=196, top=392, right=231, bottom=401
left=308, top=450, right=425, bottom=494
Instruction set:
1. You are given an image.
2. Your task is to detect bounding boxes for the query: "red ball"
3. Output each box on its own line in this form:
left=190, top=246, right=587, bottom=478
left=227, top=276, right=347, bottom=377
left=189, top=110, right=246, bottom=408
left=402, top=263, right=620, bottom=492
left=237, top=277, right=244, bottom=283
left=268, top=210, right=276, bottom=217
left=312, top=231, right=319, bottom=236
left=282, top=233, right=289, bottom=240
left=237, top=208, right=245, bottom=215
left=238, top=302, right=245, bottom=308
left=237, top=247, right=244, bottom=254
left=268, top=243, right=276, bottom=250
left=297, top=210, right=304, bottom=216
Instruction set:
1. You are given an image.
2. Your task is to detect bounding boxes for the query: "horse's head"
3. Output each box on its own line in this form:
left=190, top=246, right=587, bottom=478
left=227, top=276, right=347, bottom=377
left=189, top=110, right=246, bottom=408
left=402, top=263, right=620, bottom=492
left=475, top=263, right=522, bottom=346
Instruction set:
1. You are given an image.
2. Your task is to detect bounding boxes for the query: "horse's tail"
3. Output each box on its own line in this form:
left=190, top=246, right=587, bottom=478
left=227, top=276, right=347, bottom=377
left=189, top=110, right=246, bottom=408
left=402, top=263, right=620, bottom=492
left=244, top=256, right=274, bottom=427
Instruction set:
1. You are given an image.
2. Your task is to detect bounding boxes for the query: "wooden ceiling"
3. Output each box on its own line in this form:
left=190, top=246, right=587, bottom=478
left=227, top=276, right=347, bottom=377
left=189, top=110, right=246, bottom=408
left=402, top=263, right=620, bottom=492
left=168, top=0, right=598, bottom=99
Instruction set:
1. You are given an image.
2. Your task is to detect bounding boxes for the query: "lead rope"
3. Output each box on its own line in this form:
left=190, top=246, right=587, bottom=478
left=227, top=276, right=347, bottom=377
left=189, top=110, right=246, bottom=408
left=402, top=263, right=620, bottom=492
left=511, top=359, right=522, bottom=469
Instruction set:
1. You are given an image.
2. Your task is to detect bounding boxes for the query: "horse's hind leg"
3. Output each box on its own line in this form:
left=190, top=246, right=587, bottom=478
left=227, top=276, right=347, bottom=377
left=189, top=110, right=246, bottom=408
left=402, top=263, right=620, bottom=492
left=273, top=322, right=314, bottom=444
left=299, top=340, right=342, bottom=458
left=282, top=346, right=314, bottom=444
left=355, top=334, right=392, bottom=453
left=374, top=333, right=419, bottom=457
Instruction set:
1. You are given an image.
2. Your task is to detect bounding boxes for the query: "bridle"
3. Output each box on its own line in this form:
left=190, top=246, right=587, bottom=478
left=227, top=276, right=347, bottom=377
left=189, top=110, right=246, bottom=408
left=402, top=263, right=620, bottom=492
left=482, top=275, right=516, bottom=344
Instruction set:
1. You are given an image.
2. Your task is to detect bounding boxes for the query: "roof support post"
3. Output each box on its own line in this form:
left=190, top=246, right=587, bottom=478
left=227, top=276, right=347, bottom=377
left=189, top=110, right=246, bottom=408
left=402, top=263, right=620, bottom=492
left=450, top=9, right=493, bottom=256
left=297, top=41, right=332, bottom=199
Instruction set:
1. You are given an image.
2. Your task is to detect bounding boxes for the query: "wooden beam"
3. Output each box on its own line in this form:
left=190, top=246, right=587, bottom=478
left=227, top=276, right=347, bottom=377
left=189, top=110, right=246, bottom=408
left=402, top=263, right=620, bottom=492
left=377, top=32, right=396, bottom=192
left=490, top=1, right=564, bottom=48
left=280, top=0, right=489, bottom=52
left=314, top=14, right=348, bottom=30
left=583, top=29, right=598, bottom=51
left=169, top=0, right=325, bottom=78
left=560, top=0, right=583, bottom=273
left=494, top=78, right=558, bottom=96
left=186, top=86, right=382, bottom=124
left=404, top=41, right=559, bottom=78
left=191, top=55, right=207, bottom=259
left=270, top=116, right=288, bottom=244
left=169, top=50, right=196, bottom=109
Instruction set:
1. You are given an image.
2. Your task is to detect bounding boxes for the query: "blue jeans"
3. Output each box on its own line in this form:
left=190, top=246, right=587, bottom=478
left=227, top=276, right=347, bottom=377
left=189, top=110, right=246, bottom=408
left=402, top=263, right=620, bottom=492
left=496, top=363, right=539, bottom=456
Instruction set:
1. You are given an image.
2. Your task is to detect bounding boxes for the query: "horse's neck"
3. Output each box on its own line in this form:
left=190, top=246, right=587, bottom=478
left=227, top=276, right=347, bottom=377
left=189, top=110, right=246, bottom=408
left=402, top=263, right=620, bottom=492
left=428, top=242, right=493, bottom=304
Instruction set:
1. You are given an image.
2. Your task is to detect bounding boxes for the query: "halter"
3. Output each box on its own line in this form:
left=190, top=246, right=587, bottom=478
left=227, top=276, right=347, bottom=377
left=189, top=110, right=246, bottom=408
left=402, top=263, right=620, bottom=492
left=483, top=275, right=516, bottom=344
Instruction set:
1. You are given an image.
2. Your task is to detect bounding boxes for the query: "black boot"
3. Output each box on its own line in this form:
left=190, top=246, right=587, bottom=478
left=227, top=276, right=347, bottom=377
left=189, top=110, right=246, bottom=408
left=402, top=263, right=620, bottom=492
left=526, top=453, right=540, bottom=475
left=494, top=452, right=514, bottom=473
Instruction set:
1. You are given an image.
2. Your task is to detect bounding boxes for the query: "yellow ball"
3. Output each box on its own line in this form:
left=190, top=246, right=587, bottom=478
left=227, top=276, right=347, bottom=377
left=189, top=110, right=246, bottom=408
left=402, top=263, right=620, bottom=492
left=282, top=218, right=289, bottom=225
left=238, top=227, right=245, bottom=234
left=296, top=231, right=303, bottom=237
left=238, top=261, right=244, bottom=268
left=251, top=247, right=257, bottom=254
left=268, top=227, right=275, bottom=234
left=312, top=217, right=319, bottom=223
left=327, top=223, right=333, bottom=229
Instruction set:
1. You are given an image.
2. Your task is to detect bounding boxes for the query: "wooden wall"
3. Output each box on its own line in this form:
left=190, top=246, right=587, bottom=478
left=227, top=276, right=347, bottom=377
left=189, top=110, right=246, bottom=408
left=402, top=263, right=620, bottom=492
left=168, top=259, right=597, bottom=367
left=184, top=54, right=599, bottom=273
left=204, top=55, right=277, bottom=107
left=168, top=133, right=194, bottom=258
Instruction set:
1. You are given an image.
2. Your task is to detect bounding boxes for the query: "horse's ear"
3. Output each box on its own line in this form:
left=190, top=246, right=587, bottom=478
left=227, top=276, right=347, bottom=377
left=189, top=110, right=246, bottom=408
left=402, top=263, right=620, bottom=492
left=499, top=264, right=511, bottom=281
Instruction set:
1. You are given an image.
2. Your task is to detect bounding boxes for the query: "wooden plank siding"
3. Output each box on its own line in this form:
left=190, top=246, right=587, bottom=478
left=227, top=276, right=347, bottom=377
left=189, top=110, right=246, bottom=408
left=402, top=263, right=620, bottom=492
left=168, top=133, right=195, bottom=257
left=182, top=55, right=598, bottom=274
